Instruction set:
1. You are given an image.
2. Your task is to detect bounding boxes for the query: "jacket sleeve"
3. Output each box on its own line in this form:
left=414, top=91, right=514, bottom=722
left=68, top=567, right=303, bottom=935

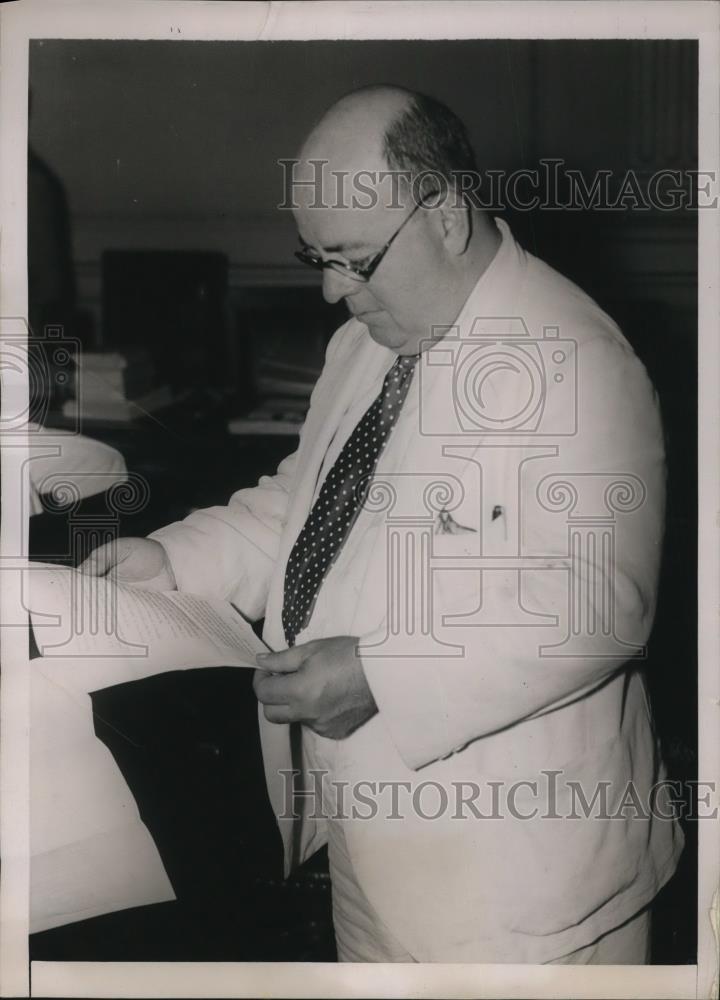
left=149, top=448, right=298, bottom=620
left=361, top=331, right=666, bottom=770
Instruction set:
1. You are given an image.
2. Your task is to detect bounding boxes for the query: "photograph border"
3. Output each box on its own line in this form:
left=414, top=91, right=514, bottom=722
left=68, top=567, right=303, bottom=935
left=1, top=2, right=718, bottom=998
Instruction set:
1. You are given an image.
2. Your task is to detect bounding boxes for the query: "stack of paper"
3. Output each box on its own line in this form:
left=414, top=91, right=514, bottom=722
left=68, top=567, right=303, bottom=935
left=62, top=350, right=172, bottom=422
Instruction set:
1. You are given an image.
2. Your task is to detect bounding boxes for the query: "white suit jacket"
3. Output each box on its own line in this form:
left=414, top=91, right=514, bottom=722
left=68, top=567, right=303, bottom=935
left=153, top=220, right=683, bottom=962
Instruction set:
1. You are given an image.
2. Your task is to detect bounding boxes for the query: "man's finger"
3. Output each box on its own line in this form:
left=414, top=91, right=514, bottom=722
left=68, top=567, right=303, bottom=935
left=253, top=669, right=299, bottom=705
left=262, top=703, right=296, bottom=725
left=255, top=643, right=309, bottom=672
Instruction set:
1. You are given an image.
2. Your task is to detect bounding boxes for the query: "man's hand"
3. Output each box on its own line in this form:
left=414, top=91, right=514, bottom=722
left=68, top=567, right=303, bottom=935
left=77, top=537, right=177, bottom=591
left=253, top=636, right=377, bottom=740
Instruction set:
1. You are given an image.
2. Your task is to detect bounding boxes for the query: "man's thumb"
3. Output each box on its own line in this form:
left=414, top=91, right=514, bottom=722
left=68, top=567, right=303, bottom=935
left=256, top=643, right=309, bottom=672
left=77, top=542, right=116, bottom=576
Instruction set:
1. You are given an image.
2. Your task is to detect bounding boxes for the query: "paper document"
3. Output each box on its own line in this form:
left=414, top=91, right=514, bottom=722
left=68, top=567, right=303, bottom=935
left=27, top=563, right=268, bottom=693
left=30, top=672, right=176, bottom=933
left=27, top=563, right=269, bottom=934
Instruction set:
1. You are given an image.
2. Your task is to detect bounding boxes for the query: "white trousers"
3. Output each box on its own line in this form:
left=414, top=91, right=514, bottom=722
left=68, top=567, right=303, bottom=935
left=549, top=908, right=651, bottom=964
left=327, top=817, right=414, bottom=962
left=327, top=818, right=651, bottom=964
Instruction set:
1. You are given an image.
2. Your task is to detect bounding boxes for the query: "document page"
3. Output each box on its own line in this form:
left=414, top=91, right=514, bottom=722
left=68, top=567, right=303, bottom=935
left=26, top=563, right=269, bottom=693
left=26, top=563, right=269, bottom=933
left=30, top=672, right=176, bottom=933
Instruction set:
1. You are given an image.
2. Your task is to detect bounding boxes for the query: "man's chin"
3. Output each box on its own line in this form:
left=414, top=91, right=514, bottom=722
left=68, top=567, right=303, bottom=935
left=360, top=314, right=406, bottom=347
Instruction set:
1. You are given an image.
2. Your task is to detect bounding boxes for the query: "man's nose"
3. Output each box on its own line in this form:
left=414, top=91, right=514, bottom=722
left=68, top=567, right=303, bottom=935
left=322, top=267, right=359, bottom=305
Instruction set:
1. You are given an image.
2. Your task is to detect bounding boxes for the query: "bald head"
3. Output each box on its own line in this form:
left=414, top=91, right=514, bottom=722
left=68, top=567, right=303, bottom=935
left=289, top=85, right=500, bottom=356
left=298, top=84, right=481, bottom=209
left=300, top=85, right=413, bottom=174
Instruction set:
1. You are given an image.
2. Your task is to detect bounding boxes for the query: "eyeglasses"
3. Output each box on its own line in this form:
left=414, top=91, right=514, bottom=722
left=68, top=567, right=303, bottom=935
left=294, top=191, right=440, bottom=283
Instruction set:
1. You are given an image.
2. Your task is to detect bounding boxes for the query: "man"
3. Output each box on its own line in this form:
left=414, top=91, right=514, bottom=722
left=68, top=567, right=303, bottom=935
left=83, top=86, right=683, bottom=963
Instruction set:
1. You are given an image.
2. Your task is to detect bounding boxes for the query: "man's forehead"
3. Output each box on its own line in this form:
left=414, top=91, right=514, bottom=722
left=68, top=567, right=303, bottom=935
left=292, top=123, right=404, bottom=196
left=290, top=158, right=414, bottom=248
left=293, top=153, right=391, bottom=199
left=293, top=202, right=390, bottom=251
left=289, top=110, right=413, bottom=246
left=299, top=117, right=387, bottom=173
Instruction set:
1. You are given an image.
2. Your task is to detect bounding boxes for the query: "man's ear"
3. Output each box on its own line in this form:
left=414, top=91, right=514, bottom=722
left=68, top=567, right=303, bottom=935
left=437, top=201, right=472, bottom=255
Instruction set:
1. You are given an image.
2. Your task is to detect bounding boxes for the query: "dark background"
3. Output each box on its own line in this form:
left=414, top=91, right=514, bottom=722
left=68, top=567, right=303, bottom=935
left=27, top=39, right=697, bottom=963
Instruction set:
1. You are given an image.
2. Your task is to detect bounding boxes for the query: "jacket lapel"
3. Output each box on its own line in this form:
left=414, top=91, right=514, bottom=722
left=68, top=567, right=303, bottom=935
left=263, top=324, right=392, bottom=647
left=259, top=322, right=391, bottom=871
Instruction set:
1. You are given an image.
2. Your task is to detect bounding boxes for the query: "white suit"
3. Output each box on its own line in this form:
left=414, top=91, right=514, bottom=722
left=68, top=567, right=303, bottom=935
left=152, top=220, right=683, bottom=962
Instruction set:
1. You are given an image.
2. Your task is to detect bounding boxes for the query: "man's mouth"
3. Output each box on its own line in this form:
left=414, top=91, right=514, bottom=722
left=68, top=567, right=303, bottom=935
left=352, top=308, right=383, bottom=320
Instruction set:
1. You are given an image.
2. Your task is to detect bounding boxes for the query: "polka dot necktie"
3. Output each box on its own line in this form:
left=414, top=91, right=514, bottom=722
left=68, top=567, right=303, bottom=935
left=282, top=353, right=419, bottom=646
